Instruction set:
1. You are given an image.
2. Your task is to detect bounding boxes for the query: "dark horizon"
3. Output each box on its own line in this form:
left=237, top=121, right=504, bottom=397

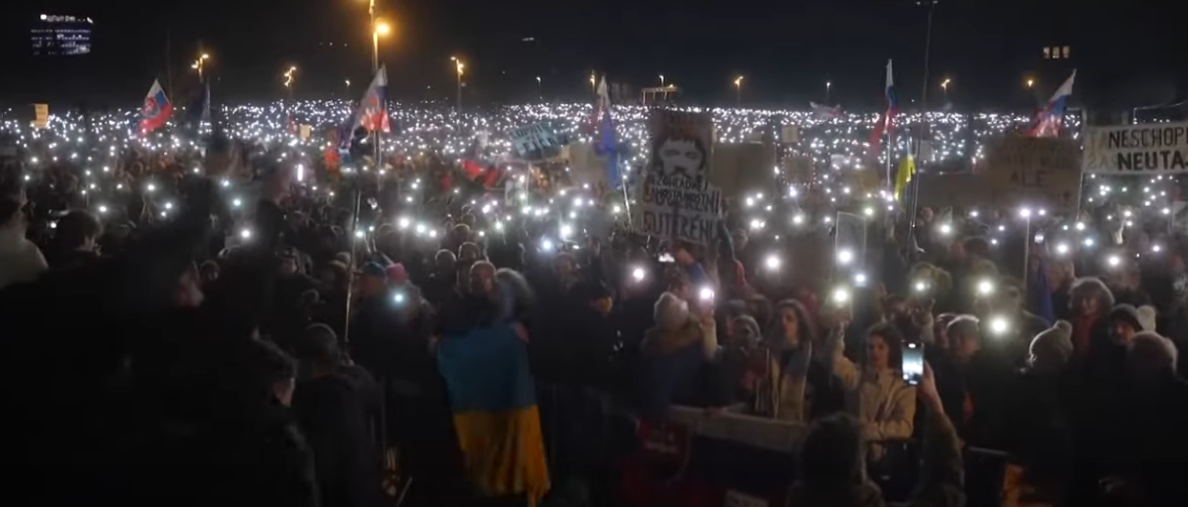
left=1, top=0, right=1184, bottom=113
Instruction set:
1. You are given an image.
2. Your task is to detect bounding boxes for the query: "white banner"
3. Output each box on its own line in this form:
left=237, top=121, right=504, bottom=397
left=636, top=173, right=722, bottom=244
left=1083, top=121, right=1188, bottom=174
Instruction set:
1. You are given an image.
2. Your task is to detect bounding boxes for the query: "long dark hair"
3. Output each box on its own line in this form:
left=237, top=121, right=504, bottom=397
left=865, top=322, right=905, bottom=370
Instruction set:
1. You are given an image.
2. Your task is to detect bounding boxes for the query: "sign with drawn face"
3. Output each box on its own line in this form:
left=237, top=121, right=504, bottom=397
left=648, top=109, right=713, bottom=182
left=635, top=109, right=721, bottom=244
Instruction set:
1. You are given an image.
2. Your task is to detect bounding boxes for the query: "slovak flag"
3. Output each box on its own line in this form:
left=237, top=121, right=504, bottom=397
left=595, top=76, right=621, bottom=188
left=139, top=79, right=172, bottom=134
left=867, top=59, right=897, bottom=156
left=1028, top=70, right=1076, bottom=138
left=355, top=65, right=390, bottom=133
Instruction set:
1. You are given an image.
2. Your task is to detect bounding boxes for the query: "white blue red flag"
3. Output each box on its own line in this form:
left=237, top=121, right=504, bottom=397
left=355, top=65, right=390, bottom=133
left=867, top=60, right=897, bottom=156
left=810, top=102, right=841, bottom=120
left=139, top=79, right=172, bottom=134
left=1027, top=70, right=1076, bottom=138
left=595, top=76, right=621, bottom=188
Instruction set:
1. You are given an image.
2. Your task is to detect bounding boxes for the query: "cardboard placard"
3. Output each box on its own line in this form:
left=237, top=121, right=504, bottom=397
left=635, top=110, right=721, bottom=244
left=982, top=136, right=1081, bottom=210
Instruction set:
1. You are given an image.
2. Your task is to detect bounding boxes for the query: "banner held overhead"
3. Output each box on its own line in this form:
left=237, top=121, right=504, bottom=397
left=1083, top=121, right=1188, bottom=174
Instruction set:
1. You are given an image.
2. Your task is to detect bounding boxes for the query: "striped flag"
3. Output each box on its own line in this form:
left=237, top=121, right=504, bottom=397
left=1027, top=71, right=1076, bottom=138
left=867, top=60, right=897, bottom=157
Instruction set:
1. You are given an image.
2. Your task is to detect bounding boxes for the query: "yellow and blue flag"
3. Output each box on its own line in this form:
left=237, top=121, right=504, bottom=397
left=437, top=323, right=549, bottom=505
left=894, top=154, right=916, bottom=202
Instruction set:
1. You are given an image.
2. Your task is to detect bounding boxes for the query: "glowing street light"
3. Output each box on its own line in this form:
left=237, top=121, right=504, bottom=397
left=1026, top=77, right=1035, bottom=89
left=193, top=53, right=211, bottom=82
left=825, top=80, right=832, bottom=103
left=733, top=75, right=744, bottom=106
left=283, top=66, right=297, bottom=89
left=941, top=77, right=951, bottom=102
left=660, top=74, right=665, bottom=88
left=451, top=56, right=465, bottom=111
left=372, top=20, right=391, bottom=72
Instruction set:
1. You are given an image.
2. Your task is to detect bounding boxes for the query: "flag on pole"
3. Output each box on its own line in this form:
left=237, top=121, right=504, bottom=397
left=893, top=154, right=916, bottom=202
left=1027, top=70, right=1076, bottom=138
left=810, top=102, right=841, bottom=120
left=355, top=65, right=390, bottom=133
left=595, top=76, right=621, bottom=188
left=867, top=60, right=897, bottom=156
left=139, top=79, right=172, bottom=134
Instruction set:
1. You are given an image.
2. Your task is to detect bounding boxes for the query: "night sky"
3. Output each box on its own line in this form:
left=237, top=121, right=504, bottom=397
left=2, top=0, right=1184, bottom=111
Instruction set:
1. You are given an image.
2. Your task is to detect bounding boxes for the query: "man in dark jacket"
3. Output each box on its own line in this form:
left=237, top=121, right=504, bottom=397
left=292, top=325, right=381, bottom=507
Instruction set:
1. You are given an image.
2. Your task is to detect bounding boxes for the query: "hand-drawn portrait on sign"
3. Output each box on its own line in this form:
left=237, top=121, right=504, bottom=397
left=649, top=110, right=714, bottom=184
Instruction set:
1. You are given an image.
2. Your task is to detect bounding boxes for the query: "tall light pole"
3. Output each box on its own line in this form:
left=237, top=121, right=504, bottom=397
left=733, top=76, right=744, bottom=106
left=373, top=21, right=390, bottom=73
left=191, top=53, right=211, bottom=83
left=660, top=74, right=665, bottom=88
left=825, top=80, right=832, bottom=104
left=589, top=71, right=596, bottom=95
left=536, top=76, right=542, bottom=102
left=344, top=78, right=351, bottom=96
left=941, top=77, right=951, bottom=103
left=283, top=66, right=297, bottom=96
left=451, top=56, right=464, bottom=111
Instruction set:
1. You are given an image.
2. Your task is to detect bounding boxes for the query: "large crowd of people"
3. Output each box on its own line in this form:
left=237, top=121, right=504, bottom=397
left=1, top=102, right=1186, bottom=507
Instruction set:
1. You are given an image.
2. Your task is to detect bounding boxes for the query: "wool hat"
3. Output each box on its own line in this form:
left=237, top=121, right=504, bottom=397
left=1130, top=331, right=1178, bottom=370
left=1108, top=304, right=1157, bottom=333
left=730, top=315, right=762, bottom=343
left=654, top=291, right=690, bottom=332
left=1030, top=320, right=1074, bottom=365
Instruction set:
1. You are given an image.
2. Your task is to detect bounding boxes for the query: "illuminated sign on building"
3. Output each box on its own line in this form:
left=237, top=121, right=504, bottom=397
left=31, top=14, right=94, bottom=56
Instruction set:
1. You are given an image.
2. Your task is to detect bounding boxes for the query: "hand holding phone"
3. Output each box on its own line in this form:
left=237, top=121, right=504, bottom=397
left=902, top=342, right=925, bottom=386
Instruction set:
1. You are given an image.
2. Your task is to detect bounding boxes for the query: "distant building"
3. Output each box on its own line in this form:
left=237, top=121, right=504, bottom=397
left=31, top=14, right=93, bottom=56
left=1041, top=45, right=1071, bottom=60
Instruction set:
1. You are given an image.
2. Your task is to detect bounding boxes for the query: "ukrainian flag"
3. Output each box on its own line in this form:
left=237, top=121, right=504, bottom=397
left=894, top=154, right=916, bottom=202
left=437, top=323, right=550, bottom=505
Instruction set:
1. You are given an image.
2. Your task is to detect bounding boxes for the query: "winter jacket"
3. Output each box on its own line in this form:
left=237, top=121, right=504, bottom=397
left=293, top=374, right=382, bottom=507
left=0, top=220, right=48, bottom=289
left=785, top=402, right=964, bottom=507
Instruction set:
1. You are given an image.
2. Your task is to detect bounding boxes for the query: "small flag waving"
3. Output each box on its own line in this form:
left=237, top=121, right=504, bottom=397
left=893, top=154, right=916, bottom=202
left=355, top=65, right=390, bottom=133
left=595, top=76, right=621, bottom=188
left=867, top=60, right=897, bottom=157
left=1027, top=70, right=1076, bottom=138
left=139, top=79, right=172, bottom=134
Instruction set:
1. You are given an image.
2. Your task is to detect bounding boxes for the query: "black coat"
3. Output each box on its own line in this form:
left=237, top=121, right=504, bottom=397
left=293, top=374, right=382, bottom=507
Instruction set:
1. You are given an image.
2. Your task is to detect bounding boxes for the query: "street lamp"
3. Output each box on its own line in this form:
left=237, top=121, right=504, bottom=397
left=733, top=76, right=744, bottom=106
left=660, top=74, right=665, bottom=88
left=941, top=77, right=951, bottom=102
left=372, top=20, right=390, bottom=72
left=1026, top=77, right=1035, bottom=89
left=589, top=71, right=596, bottom=94
left=825, top=80, right=832, bottom=103
left=535, top=76, right=542, bottom=102
left=193, top=53, right=211, bottom=82
left=284, top=66, right=297, bottom=89
left=451, top=56, right=465, bottom=111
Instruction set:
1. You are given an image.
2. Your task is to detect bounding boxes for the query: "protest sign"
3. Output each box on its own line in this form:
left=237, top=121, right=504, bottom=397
left=510, top=121, right=569, bottom=160
left=711, top=142, right=775, bottom=196
left=33, top=104, right=49, bottom=129
left=635, top=110, right=721, bottom=244
left=916, top=173, right=994, bottom=209
left=1083, top=121, right=1188, bottom=174
left=982, top=136, right=1081, bottom=211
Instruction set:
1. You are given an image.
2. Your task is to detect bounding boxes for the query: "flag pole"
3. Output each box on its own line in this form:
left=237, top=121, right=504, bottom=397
left=908, top=0, right=936, bottom=257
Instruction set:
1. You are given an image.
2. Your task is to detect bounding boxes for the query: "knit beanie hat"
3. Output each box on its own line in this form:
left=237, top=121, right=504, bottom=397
left=1130, top=331, right=1178, bottom=370
left=1030, top=320, right=1074, bottom=365
left=1109, top=304, right=1157, bottom=333
left=654, top=291, right=690, bottom=331
left=729, top=315, right=761, bottom=343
